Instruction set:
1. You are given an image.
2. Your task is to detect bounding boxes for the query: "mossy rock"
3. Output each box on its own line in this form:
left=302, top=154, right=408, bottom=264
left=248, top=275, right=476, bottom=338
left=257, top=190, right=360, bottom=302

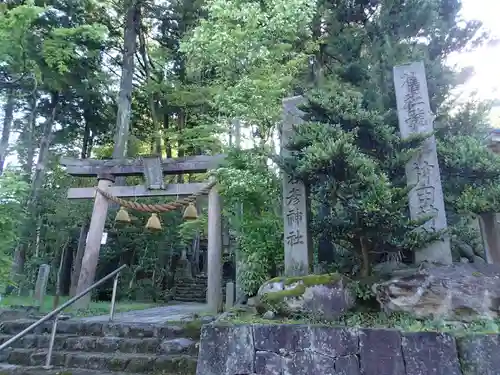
left=267, top=273, right=343, bottom=287
left=256, top=273, right=354, bottom=320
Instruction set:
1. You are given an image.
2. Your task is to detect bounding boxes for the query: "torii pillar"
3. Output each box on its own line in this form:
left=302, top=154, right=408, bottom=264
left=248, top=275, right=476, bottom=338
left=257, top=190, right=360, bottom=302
left=206, top=180, right=223, bottom=313
left=73, top=174, right=114, bottom=309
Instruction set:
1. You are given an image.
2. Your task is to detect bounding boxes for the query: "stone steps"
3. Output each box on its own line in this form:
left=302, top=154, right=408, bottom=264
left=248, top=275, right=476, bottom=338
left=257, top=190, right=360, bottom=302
left=174, top=284, right=207, bottom=303
left=0, top=334, right=197, bottom=355
left=4, top=349, right=196, bottom=373
left=0, top=319, right=201, bottom=374
left=175, top=286, right=206, bottom=291
left=173, top=276, right=232, bottom=303
left=174, top=289, right=205, bottom=293
left=172, top=292, right=205, bottom=296
left=0, top=320, right=190, bottom=339
left=0, top=364, right=144, bottom=375
left=173, top=297, right=206, bottom=303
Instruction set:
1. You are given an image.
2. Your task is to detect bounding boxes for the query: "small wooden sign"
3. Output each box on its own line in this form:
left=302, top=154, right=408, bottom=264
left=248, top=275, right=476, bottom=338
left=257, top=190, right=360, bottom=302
left=142, top=156, right=165, bottom=190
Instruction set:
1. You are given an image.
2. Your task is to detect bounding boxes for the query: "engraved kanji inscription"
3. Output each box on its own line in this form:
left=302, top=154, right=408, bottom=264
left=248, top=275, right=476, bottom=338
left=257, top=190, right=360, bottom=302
left=286, top=207, right=304, bottom=226
left=286, top=229, right=304, bottom=246
left=287, top=175, right=299, bottom=184
left=402, top=71, right=426, bottom=132
left=415, top=186, right=439, bottom=231
left=414, top=160, right=434, bottom=186
left=286, top=187, right=301, bottom=206
left=415, top=186, right=435, bottom=213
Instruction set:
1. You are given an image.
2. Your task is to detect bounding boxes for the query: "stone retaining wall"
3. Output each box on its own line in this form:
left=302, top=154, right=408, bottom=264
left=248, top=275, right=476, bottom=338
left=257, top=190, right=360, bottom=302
left=197, top=323, right=499, bottom=375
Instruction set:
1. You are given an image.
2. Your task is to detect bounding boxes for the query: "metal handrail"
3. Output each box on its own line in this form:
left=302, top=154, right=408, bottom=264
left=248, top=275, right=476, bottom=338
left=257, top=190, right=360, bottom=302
left=0, top=264, right=127, bottom=368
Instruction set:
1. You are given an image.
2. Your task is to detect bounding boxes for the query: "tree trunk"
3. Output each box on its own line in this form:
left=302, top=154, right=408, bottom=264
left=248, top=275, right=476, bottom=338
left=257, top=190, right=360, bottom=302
left=112, top=0, right=140, bottom=160
left=138, top=24, right=161, bottom=155
left=53, top=237, right=69, bottom=310
left=34, top=216, right=41, bottom=258
left=0, top=88, right=15, bottom=175
left=192, top=232, right=200, bottom=275
left=11, top=92, right=59, bottom=281
left=177, top=110, right=185, bottom=183
left=163, top=111, right=172, bottom=158
left=61, top=235, right=73, bottom=296
left=22, top=95, right=37, bottom=180
left=317, top=192, right=334, bottom=268
left=70, top=221, right=88, bottom=297
left=360, top=236, right=371, bottom=278
left=74, top=1, right=140, bottom=305
left=81, top=113, right=92, bottom=159
left=30, top=93, right=59, bottom=203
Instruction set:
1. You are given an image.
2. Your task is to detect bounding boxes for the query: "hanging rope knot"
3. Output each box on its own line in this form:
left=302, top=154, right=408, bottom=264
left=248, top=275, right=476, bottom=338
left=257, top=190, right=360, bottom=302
left=95, top=180, right=216, bottom=213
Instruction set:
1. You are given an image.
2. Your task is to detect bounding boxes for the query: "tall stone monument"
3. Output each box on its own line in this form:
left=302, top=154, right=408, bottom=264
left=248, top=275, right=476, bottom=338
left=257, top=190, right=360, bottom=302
left=281, top=96, right=313, bottom=276
left=393, top=61, right=452, bottom=264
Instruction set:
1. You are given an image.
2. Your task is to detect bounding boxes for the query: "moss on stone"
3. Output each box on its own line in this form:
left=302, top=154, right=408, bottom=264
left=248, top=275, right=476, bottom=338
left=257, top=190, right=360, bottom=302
left=259, top=274, right=344, bottom=316
left=225, top=310, right=500, bottom=335
left=262, top=273, right=342, bottom=304
left=263, top=283, right=306, bottom=303
left=267, top=273, right=342, bottom=288
left=181, top=320, right=204, bottom=339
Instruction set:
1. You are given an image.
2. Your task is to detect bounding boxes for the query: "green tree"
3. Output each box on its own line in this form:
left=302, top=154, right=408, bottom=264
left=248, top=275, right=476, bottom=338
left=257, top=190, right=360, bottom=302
left=0, top=169, right=29, bottom=288
left=283, top=0, right=497, bottom=274
left=183, top=0, right=499, bottom=284
left=0, top=0, right=112, bottom=282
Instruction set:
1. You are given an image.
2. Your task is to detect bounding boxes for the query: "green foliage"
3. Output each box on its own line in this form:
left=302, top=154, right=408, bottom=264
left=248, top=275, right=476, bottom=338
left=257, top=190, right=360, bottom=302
left=178, top=214, right=207, bottom=246
left=0, top=2, right=109, bottom=90
left=99, top=208, right=184, bottom=302
left=282, top=93, right=439, bottom=275
left=1, top=0, right=499, bottom=304
left=228, top=310, right=500, bottom=335
left=0, top=170, right=29, bottom=288
left=277, top=0, right=497, bottom=273
left=438, top=131, right=500, bottom=214
left=349, top=280, right=376, bottom=302
left=0, top=3, right=44, bottom=69
left=181, top=0, right=317, bottom=132
left=42, top=24, right=108, bottom=74
left=217, top=149, right=283, bottom=295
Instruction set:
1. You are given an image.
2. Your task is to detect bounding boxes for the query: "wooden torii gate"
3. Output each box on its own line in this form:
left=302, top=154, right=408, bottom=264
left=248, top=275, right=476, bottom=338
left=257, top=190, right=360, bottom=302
left=61, top=154, right=225, bottom=312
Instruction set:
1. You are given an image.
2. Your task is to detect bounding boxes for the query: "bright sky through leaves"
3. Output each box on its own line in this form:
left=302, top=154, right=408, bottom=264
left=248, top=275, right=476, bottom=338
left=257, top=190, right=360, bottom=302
left=453, top=0, right=500, bottom=123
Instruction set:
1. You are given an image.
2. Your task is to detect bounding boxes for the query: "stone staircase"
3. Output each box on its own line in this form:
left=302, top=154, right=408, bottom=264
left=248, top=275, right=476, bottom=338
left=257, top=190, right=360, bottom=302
left=0, top=318, right=200, bottom=375
left=173, top=275, right=231, bottom=304
left=174, top=276, right=208, bottom=303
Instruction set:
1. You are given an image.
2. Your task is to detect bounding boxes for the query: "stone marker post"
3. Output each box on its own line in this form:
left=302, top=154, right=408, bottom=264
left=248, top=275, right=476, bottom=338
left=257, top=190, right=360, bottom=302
left=478, top=213, right=500, bottom=264
left=281, top=96, right=313, bottom=276
left=225, top=281, right=235, bottom=311
left=393, top=61, right=452, bottom=264
left=34, top=264, right=50, bottom=307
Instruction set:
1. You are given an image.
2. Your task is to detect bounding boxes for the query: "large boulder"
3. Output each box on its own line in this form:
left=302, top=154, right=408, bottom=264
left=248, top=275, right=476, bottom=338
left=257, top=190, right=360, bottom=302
left=257, top=273, right=355, bottom=319
left=373, top=263, right=500, bottom=321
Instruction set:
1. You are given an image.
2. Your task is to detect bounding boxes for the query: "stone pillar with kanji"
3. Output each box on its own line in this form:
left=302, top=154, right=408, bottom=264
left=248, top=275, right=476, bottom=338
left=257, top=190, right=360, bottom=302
left=281, top=96, right=313, bottom=276
left=393, top=61, right=452, bottom=264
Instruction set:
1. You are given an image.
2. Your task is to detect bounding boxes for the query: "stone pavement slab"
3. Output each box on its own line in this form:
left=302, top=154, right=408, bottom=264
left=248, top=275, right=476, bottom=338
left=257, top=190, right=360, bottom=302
left=76, top=302, right=210, bottom=324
